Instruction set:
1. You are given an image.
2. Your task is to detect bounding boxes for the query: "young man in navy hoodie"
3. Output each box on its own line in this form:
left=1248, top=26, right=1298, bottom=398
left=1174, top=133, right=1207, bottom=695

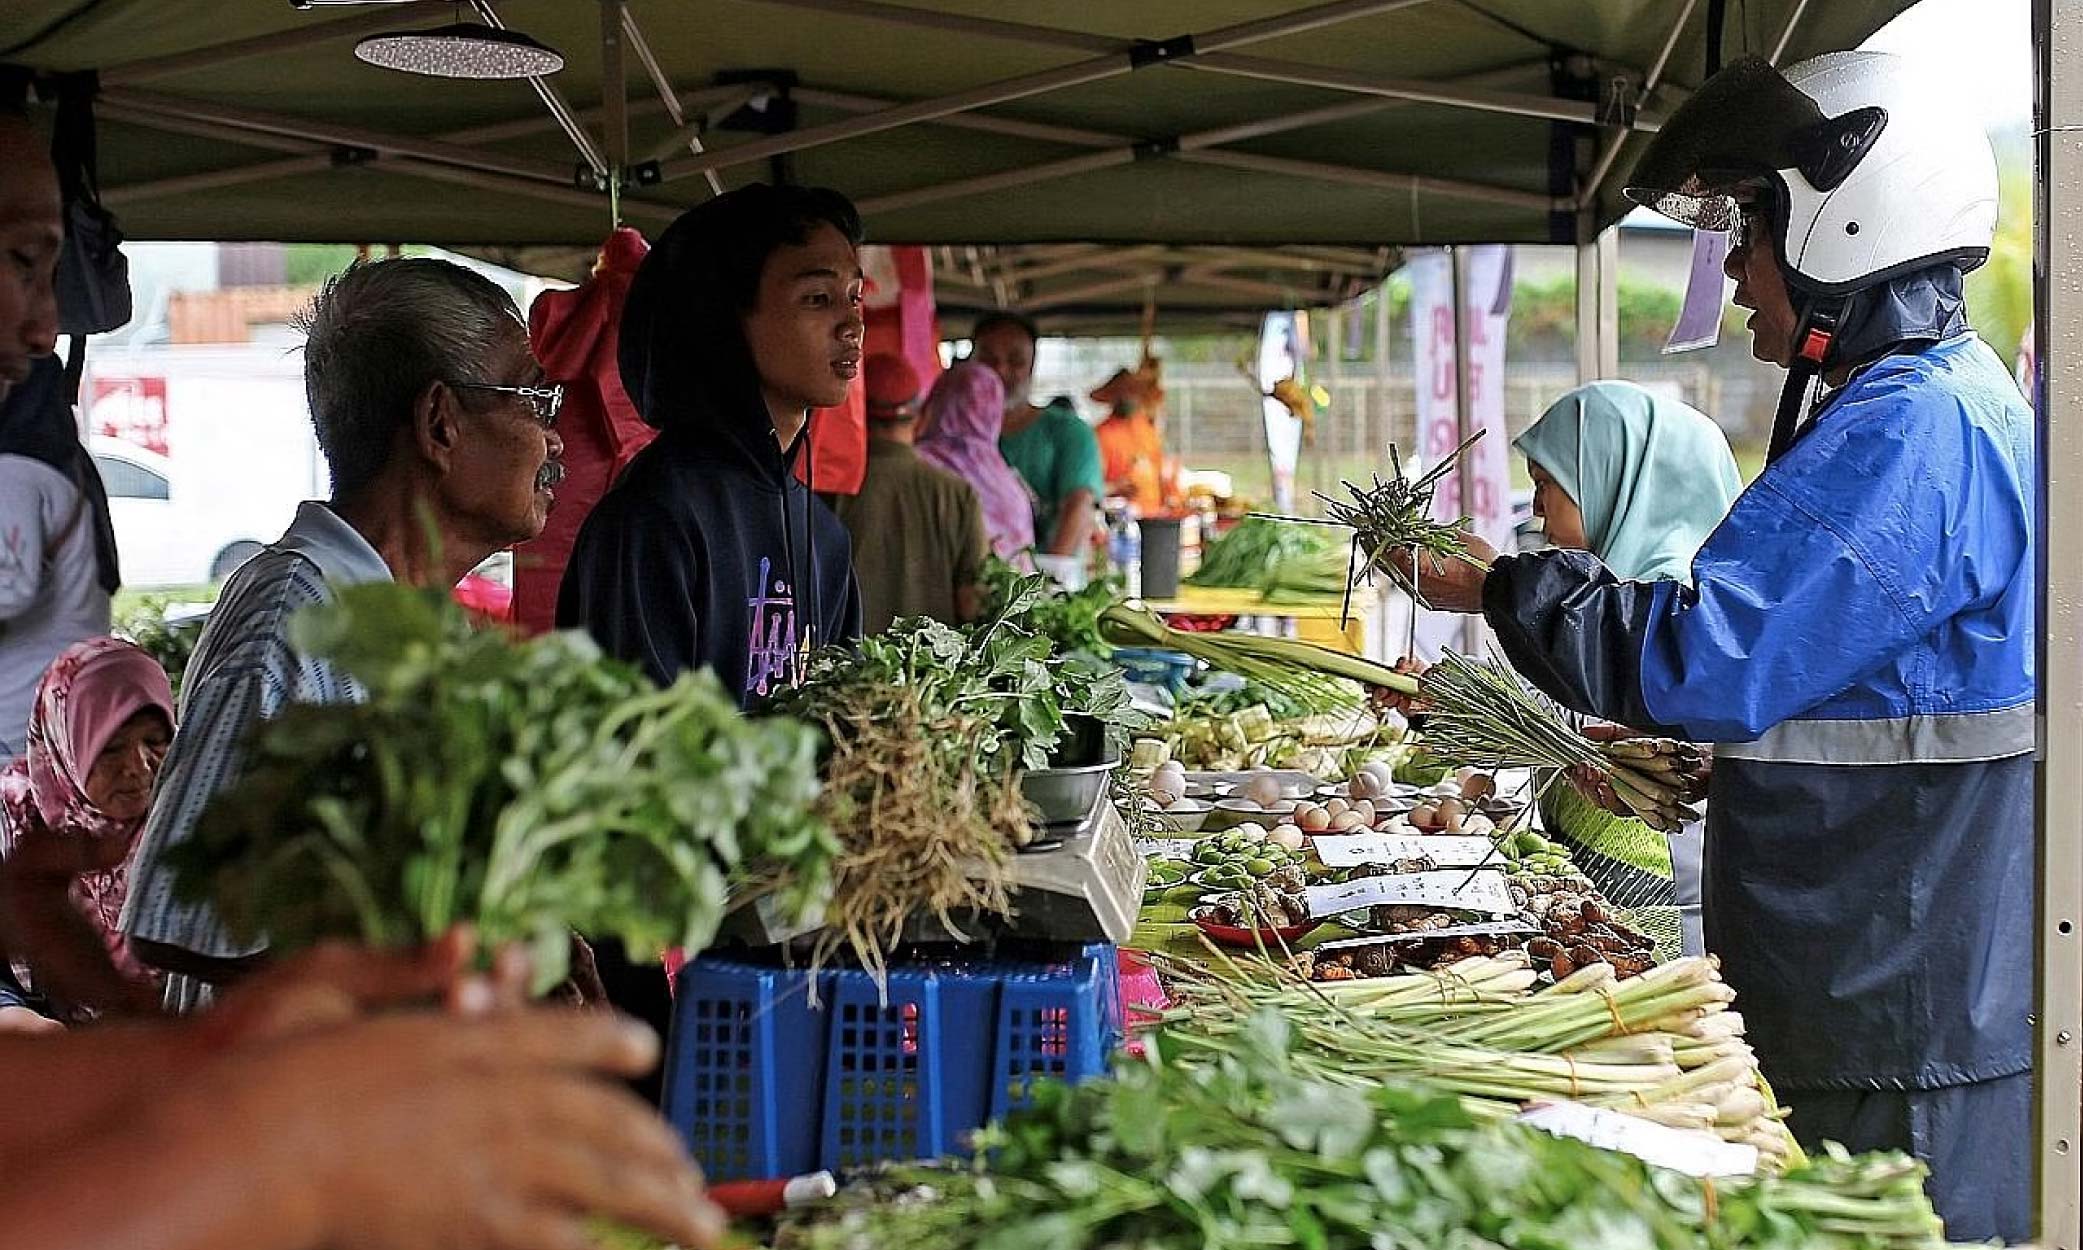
left=562, top=184, right=865, bottom=706
left=559, top=184, right=866, bottom=1061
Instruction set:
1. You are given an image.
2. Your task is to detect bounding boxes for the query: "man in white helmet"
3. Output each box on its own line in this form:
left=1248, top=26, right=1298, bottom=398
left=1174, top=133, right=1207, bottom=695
left=1408, top=51, right=2032, bottom=1242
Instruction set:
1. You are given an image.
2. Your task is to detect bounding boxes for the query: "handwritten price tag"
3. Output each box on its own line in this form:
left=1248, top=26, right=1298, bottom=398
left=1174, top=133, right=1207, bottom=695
left=1313, top=833, right=1501, bottom=868
left=1303, top=870, right=1517, bottom=919
left=1517, top=1102, right=1760, bottom=1178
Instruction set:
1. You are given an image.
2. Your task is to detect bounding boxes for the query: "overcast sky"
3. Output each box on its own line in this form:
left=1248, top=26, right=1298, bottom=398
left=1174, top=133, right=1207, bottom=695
left=1865, top=0, right=2032, bottom=132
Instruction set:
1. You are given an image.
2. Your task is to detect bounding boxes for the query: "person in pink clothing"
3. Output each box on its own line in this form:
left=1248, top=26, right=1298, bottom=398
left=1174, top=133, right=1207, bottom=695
left=512, top=228, right=658, bottom=636
left=0, top=636, right=173, bottom=1027
left=915, top=361, right=1036, bottom=564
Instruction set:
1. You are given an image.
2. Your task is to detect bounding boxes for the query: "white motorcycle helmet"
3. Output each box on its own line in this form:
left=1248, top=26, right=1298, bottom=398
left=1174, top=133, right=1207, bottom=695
left=1626, top=51, right=1997, bottom=460
left=1626, top=50, right=1996, bottom=295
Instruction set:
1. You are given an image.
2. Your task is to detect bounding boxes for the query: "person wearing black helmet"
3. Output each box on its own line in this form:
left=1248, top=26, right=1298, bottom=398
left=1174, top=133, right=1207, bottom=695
left=1406, top=51, right=2032, bottom=1242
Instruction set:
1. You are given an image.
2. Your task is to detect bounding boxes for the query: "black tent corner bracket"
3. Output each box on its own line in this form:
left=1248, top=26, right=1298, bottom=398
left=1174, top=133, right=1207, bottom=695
left=1130, top=35, right=1198, bottom=70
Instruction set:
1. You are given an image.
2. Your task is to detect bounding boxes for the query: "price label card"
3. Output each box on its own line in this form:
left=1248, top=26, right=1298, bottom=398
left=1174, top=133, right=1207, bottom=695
left=1313, top=833, right=1501, bottom=868
left=1303, top=870, right=1517, bottom=919
left=1517, top=1102, right=1759, bottom=1178
left=1133, top=837, right=1200, bottom=860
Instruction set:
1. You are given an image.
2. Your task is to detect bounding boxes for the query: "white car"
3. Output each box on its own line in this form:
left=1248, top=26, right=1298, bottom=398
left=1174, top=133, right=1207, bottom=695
left=91, top=435, right=285, bottom=586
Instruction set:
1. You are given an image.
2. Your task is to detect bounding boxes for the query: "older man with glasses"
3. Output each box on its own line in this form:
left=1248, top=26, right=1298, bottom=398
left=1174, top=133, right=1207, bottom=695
left=121, top=257, right=566, bottom=1009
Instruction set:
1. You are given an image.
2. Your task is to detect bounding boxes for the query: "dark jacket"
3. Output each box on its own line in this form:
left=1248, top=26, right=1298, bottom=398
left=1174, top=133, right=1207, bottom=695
left=558, top=197, right=861, bottom=707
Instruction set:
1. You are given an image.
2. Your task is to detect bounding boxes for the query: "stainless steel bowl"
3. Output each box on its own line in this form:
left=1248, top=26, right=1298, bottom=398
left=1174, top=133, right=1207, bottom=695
left=1021, top=760, right=1115, bottom=827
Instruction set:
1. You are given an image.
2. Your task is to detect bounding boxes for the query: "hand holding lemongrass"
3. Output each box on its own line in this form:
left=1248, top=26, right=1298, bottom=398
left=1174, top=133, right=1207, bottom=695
left=1390, top=529, right=1497, bottom=613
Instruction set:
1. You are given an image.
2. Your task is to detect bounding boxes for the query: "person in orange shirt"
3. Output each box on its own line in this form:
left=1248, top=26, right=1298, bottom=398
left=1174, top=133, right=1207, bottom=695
left=1090, top=365, right=1175, bottom=516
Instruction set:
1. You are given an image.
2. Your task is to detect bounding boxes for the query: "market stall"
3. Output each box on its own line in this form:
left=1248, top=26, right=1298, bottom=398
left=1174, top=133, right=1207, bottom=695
left=8, top=0, right=2073, bottom=1244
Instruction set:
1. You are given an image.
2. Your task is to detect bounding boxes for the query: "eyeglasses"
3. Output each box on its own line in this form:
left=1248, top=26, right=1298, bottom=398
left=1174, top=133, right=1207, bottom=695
left=450, top=380, right=565, bottom=428
left=1728, top=205, right=1770, bottom=253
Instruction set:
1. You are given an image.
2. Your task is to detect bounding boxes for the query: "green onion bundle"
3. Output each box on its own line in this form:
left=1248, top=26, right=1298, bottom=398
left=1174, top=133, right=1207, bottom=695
left=1417, top=652, right=1704, bottom=830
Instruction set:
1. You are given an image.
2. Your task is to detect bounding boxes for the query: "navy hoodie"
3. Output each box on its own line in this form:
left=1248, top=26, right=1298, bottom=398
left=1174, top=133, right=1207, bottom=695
left=558, top=190, right=862, bottom=708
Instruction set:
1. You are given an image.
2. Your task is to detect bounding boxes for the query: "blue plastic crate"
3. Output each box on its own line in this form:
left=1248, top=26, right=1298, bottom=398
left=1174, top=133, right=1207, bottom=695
left=663, top=944, right=1119, bottom=1181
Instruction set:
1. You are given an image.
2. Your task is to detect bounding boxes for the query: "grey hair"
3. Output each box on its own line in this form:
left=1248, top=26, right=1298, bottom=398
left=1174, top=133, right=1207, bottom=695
left=297, top=257, right=524, bottom=497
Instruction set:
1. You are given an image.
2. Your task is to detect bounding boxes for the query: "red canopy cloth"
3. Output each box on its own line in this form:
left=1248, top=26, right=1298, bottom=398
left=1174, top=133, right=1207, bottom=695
left=513, top=228, right=658, bottom=635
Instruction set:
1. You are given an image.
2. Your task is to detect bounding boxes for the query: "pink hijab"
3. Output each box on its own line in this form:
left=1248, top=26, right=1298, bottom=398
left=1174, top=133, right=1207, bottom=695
left=916, top=362, right=1037, bottom=563
left=0, top=637, right=175, bottom=997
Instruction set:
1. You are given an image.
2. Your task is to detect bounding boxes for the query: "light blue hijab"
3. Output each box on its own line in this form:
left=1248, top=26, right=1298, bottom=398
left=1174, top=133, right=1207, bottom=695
left=1514, top=381, right=1742, bottom=584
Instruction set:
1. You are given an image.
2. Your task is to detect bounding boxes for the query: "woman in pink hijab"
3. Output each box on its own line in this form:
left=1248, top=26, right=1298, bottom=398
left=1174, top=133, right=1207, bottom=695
left=916, top=361, right=1037, bottom=565
left=0, top=637, right=173, bottom=1027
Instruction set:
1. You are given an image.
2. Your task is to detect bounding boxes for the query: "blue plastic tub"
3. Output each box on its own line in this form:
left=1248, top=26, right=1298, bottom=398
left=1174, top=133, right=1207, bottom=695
left=663, top=943, right=1119, bottom=1181
left=1109, top=647, right=1198, bottom=693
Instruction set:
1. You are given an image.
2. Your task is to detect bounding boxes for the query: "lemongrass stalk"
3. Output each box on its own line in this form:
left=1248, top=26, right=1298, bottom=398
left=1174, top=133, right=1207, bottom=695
left=1716, top=1087, right=1770, bottom=1127
left=1621, top=1102, right=1719, bottom=1131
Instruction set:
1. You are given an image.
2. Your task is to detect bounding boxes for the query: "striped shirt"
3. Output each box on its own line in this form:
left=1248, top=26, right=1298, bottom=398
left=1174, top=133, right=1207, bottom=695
left=120, top=502, right=391, bottom=1011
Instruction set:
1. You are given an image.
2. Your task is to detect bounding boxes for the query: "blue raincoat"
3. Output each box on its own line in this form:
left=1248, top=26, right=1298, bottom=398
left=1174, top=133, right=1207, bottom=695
left=1483, top=331, right=2034, bottom=1243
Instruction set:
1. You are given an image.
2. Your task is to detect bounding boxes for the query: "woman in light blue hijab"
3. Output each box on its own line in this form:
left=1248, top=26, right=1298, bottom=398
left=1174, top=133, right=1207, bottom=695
left=1516, top=380, right=1741, bottom=959
left=1514, top=380, right=1742, bottom=584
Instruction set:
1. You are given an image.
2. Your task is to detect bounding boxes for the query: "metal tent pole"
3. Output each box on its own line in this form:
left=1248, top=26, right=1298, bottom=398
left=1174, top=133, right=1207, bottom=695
left=1573, top=209, right=1619, bottom=383
left=1449, top=246, right=1482, bottom=655
left=2033, top=0, right=2083, bottom=1242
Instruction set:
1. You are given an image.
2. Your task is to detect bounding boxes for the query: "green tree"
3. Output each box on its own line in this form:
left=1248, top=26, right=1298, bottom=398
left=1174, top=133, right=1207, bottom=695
left=1965, top=161, right=2032, bottom=369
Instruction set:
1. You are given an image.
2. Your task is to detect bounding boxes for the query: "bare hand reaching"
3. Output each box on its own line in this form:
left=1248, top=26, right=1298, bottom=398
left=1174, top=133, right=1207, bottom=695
left=6, top=1008, right=727, bottom=1250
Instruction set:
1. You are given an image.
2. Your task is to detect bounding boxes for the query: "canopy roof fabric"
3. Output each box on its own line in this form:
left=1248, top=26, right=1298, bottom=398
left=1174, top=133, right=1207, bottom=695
left=3, top=1, right=1911, bottom=253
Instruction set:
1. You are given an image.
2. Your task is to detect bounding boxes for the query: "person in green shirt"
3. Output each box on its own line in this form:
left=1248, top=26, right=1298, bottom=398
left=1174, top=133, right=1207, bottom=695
left=968, top=313, right=1102, bottom=559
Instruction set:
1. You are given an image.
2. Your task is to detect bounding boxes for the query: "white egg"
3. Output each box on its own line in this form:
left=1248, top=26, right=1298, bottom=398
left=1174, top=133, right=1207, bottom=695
left=1298, top=806, right=1331, bottom=832
left=1241, top=774, right=1282, bottom=807
left=1324, top=797, right=1351, bottom=818
left=1270, top=826, right=1307, bottom=851
left=1331, top=811, right=1366, bottom=832
left=1150, top=784, right=1182, bottom=806
left=1236, top=822, right=1268, bottom=841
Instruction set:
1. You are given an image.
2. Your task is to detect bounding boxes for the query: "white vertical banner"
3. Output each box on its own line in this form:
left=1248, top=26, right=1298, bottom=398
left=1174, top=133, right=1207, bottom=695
left=1256, top=310, right=1307, bottom=513
left=1405, top=246, right=1513, bottom=659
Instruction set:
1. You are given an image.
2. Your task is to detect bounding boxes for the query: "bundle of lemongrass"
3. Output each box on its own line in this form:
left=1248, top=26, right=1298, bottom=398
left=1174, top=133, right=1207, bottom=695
left=1155, top=950, right=1797, bottom=1169
left=1099, top=605, right=1700, bottom=829
left=1418, top=652, right=1705, bottom=829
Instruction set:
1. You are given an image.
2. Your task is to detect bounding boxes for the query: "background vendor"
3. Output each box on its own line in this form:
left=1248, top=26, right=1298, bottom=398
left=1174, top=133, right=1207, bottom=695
left=1091, top=359, right=1176, bottom=516
left=969, top=312, right=1103, bottom=565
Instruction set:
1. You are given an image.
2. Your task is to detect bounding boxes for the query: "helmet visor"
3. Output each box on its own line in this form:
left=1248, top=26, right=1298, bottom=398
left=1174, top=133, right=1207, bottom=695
left=1624, top=56, right=1827, bottom=231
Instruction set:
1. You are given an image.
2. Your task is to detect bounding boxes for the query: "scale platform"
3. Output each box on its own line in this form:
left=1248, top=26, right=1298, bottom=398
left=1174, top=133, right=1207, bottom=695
left=718, top=789, right=1145, bottom=951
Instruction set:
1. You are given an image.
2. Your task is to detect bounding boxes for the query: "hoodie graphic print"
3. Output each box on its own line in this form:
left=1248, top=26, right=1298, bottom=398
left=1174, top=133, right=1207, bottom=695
left=557, top=191, right=862, bottom=708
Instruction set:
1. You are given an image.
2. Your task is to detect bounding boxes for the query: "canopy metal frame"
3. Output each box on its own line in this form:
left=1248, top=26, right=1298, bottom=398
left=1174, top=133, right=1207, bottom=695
left=2035, top=4, right=2083, bottom=1245
left=81, top=0, right=1679, bottom=249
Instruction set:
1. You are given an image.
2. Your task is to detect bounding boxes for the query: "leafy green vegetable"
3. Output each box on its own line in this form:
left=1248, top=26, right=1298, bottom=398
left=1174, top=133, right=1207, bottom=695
left=776, top=1011, right=1947, bottom=1250
left=1187, top=516, right=1350, bottom=597
left=786, top=575, right=1144, bottom=773
left=979, top=555, right=1122, bottom=657
left=168, top=584, right=836, bottom=992
left=115, top=595, right=211, bottom=698
left=767, top=580, right=1147, bottom=975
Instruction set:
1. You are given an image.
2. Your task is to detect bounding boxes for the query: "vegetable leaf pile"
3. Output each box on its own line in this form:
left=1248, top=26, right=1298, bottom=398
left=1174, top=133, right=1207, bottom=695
left=777, top=1011, right=1948, bottom=1250
left=979, top=555, right=1121, bottom=658
left=168, top=584, right=836, bottom=992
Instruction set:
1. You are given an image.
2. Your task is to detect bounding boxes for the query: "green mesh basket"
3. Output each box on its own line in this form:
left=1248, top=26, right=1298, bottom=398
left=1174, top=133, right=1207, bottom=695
left=1538, top=781, right=1684, bottom=961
